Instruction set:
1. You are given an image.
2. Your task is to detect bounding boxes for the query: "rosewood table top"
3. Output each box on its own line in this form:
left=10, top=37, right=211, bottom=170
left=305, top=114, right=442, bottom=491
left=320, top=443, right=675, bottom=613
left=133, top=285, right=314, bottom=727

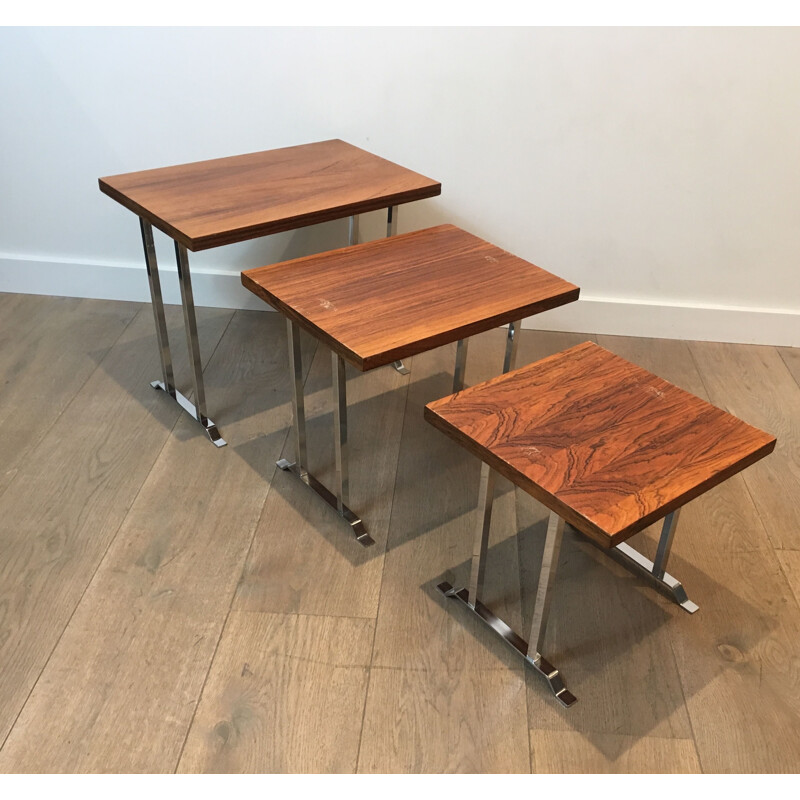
left=241, top=224, right=580, bottom=371
left=99, top=139, right=441, bottom=251
left=425, top=341, right=776, bottom=546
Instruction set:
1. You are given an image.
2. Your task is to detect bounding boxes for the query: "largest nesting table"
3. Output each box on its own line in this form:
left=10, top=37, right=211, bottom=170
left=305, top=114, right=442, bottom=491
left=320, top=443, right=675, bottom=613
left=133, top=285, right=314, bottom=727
left=99, top=139, right=441, bottom=446
left=242, top=224, right=579, bottom=545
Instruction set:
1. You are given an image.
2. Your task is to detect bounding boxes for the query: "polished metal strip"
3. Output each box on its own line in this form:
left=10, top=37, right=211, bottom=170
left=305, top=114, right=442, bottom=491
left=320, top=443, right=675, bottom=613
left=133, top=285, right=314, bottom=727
left=332, top=351, right=349, bottom=512
left=437, top=582, right=577, bottom=707
left=528, top=512, right=565, bottom=656
left=286, top=319, right=308, bottom=476
left=349, top=214, right=360, bottom=246
left=386, top=205, right=398, bottom=238
left=453, top=338, right=469, bottom=393
left=468, top=463, right=496, bottom=608
left=276, top=460, right=375, bottom=547
left=174, top=241, right=208, bottom=425
left=150, top=381, right=226, bottom=447
left=653, top=508, right=680, bottom=580
left=139, top=218, right=175, bottom=396
left=502, top=319, right=521, bottom=373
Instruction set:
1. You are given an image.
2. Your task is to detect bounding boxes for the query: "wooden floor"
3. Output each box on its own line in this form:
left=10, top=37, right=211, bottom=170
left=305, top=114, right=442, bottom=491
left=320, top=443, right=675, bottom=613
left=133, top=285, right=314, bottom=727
left=0, top=291, right=799, bottom=773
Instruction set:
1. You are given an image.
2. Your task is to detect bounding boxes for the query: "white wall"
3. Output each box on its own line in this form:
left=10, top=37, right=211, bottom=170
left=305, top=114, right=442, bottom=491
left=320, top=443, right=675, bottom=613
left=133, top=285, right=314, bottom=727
left=1, top=27, right=799, bottom=344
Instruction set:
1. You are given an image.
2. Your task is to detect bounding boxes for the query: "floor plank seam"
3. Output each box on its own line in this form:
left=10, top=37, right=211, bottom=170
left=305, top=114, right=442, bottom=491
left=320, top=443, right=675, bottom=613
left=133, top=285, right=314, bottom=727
left=0, top=374, right=182, bottom=758
left=777, top=349, right=800, bottom=392
left=667, top=633, right=705, bottom=773
left=354, top=360, right=413, bottom=774
left=0, top=302, right=145, bottom=508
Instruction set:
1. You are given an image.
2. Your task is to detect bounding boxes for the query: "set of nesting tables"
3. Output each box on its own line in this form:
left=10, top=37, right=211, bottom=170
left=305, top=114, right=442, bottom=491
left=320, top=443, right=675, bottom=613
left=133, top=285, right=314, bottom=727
left=100, top=140, right=776, bottom=707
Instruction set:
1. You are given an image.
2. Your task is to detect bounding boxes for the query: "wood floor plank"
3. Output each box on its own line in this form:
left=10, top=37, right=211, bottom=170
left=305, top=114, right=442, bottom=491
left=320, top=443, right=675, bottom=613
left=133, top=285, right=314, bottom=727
left=688, top=341, right=800, bottom=550
left=232, top=340, right=409, bottom=619
left=177, top=612, right=373, bottom=773
left=0, top=294, right=138, bottom=497
left=358, top=666, right=529, bottom=773
left=0, top=310, right=312, bottom=773
left=530, top=730, right=701, bottom=773
left=776, top=551, right=800, bottom=611
left=0, top=303, right=231, bottom=751
left=599, top=336, right=800, bottom=772
left=778, top=346, right=800, bottom=388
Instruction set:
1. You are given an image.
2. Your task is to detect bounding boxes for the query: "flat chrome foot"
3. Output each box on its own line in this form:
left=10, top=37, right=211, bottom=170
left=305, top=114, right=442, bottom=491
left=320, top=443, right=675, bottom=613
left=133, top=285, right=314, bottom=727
left=151, top=380, right=226, bottom=447
left=437, top=581, right=577, bottom=707
left=392, top=360, right=410, bottom=375
left=611, top=542, right=699, bottom=613
left=276, top=459, right=375, bottom=547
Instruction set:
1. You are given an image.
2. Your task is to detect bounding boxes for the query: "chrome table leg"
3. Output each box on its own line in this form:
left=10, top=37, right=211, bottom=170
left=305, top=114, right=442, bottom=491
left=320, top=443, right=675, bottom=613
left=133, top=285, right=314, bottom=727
left=453, top=338, right=469, bottom=393
left=277, top=322, right=373, bottom=546
left=584, top=509, right=698, bottom=613
left=503, top=320, right=521, bottom=373
left=140, top=219, right=225, bottom=447
left=385, top=206, right=410, bottom=376
left=437, top=470, right=576, bottom=707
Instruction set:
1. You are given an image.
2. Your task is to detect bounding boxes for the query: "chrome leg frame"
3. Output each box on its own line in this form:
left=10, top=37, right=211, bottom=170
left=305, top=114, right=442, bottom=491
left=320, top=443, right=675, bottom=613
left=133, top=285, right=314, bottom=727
left=600, top=508, right=698, bottom=613
left=385, top=207, right=410, bottom=376
left=276, top=321, right=374, bottom=547
left=453, top=338, right=469, bottom=393
left=349, top=214, right=360, bottom=246
left=503, top=320, right=521, bottom=373
left=139, top=219, right=226, bottom=447
left=437, top=465, right=577, bottom=707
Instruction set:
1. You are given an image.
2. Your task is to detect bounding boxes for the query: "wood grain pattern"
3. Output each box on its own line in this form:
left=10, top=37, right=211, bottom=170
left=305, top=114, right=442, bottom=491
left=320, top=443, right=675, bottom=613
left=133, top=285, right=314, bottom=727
left=99, top=139, right=441, bottom=251
left=178, top=612, right=373, bottom=773
left=0, top=294, right=137, bottom=498
left=426, top=341, right=776, bottom=546
left=242, top=224, right=579, bottom=371
left=358, top=666, right=530, bottom=773
left=0, top=304, right=231, bottom=749
left=689, top=341, right=800, bottom=550
left=0, top=311, right=313, bottom=773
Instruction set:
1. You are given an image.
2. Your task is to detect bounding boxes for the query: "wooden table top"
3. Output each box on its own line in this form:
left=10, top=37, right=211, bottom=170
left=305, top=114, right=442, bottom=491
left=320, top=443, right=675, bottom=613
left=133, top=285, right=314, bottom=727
left=99, top=139, right=441, bottom=251
left=241, top=224, right=580, bottom=371
left=425, top=341, right=776, bottom=547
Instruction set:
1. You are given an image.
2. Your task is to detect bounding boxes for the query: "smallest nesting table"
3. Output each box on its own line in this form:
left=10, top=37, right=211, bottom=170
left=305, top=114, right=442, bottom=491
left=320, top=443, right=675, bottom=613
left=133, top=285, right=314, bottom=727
left=425, top=341, right=776, bottom=706
left=242, top=224, right=579, bottom=545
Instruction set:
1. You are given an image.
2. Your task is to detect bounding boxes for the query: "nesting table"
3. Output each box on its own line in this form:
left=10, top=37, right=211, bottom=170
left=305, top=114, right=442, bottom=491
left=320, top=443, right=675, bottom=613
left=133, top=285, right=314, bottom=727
left=425, top=341, right=777, bottom=705
left=99, top=139, right=441, bottom=446
left=242, top=224, right=580, bottom=545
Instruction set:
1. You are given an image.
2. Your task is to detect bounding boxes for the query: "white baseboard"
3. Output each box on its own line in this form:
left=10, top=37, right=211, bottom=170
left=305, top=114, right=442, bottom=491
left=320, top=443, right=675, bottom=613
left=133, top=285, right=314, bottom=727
left=1, top=254, right=798, bottom=347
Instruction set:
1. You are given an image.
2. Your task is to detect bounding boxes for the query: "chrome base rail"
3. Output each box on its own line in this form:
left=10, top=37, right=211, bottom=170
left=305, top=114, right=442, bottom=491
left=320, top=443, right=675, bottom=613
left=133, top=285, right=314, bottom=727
left=437, top=583, right=577, bottom=707
left=278, top=318, right=374, bottom=547
left=276, top=459, right=374, bottom=546
left=439, top=462, right=576, bottom=706
left=150, top=381, right=226, bottom=447
left=139, top=217, right=226, bottom=447
left=575, top=510, right=699, bottom=614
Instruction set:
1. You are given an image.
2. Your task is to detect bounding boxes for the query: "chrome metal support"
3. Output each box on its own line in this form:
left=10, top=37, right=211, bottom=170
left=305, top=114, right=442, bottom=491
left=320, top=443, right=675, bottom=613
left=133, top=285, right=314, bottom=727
left=385, top=207, right=409, bottom=376
left=580, top=509, right=698, bottom=614
left=140, top=218, right=175, bottom=396
left=349, top=215, right=360, bottom=246
left=386, top=205, right=398, bottom=238
left=276, top=326, right=374, bottom=547
left=172, top=242, right=226, bottom=447
left=503, top=320, right=521, bottom=374
left=528, top=513, right=565, bottom=656
left=437, top=582, right=576, bottom=708
left=453, top=338, right=469, bottom=393
left=437, top=470, right=575, bottom=707
left=468, top=463, right=496, bottom=608
left=332, top=352, right=349, bottom=513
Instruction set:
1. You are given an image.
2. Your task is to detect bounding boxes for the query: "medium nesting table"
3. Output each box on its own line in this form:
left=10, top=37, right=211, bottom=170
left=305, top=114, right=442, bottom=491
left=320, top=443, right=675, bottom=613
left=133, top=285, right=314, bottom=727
left=242, top=224, right=580, bottom=545
left=425, top=341, right=776, bottom=706
left=99, top=139, right=441, bottom=446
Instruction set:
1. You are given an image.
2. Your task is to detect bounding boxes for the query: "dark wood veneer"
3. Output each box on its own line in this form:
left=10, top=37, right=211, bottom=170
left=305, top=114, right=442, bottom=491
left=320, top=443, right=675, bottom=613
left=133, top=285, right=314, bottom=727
left=425, top=341, right=776, bottom=547
left=241, top=225, right=580, bottom=371
left=99, top=139, right=441, bottom=251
